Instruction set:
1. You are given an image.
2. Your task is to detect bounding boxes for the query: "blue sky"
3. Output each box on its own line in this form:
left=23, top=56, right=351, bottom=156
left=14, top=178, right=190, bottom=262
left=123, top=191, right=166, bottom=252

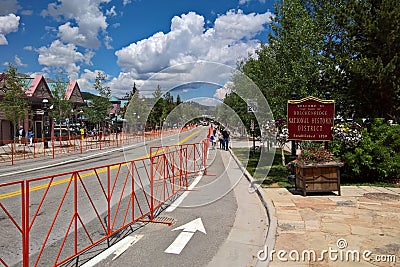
left=0, top=0, right=275, bottom=101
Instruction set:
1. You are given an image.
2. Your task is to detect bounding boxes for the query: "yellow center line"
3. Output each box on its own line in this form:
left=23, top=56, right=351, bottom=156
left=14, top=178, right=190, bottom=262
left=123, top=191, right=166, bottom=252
left=0, top=130, right=201, bottom=200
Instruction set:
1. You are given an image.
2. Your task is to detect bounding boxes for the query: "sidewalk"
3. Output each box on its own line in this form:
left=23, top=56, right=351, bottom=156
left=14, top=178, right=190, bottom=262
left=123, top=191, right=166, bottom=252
left=229, top=138, right=400, bottom=267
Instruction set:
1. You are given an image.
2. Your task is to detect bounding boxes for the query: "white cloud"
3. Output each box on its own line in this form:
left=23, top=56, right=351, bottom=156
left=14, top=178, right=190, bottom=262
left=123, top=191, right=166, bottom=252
left=106, top=6, right=117, bottom=17
left=14, top=55, right=27, bottom=67
left=214, top=81, right=233, bottom=100
left=77, top=69, right=101, bottom=91
left=0, top=0, right=21, bottom=15
left=0, top=13, right=20, bottom=45
left=108, top=71, right=142, bottom=95
left=37, top=40, right=94, bottom=80
left=239, top=0, right=266, bottom=4
left=24, top=45, right=33, bottom=51
left=123, top=0, right=132, bottom=6
left=113, top=10, right=273, bottom=96
left=42, top=0, right=109, bottom=49
left=104, top=35, right=113, bottom=49
left=21, top=10, right=33, bottom=16
left=116, top=10, right=270, bottom=73
left=214, top=9, right=271, bottom=41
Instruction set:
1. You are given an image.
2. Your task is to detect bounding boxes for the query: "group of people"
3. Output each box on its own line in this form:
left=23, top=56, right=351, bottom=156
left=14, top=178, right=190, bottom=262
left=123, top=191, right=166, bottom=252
left=209, top=127, right=230, bottom=151
left=17, top=125, right=34, bottom=146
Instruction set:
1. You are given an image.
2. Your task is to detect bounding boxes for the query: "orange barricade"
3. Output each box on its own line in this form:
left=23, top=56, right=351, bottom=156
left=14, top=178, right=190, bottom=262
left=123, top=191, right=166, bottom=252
left=0, top=127, right=196, bottom=166
left=0, top=180, right=27, bottom=267
left=0, top=139, right=209, bottom=267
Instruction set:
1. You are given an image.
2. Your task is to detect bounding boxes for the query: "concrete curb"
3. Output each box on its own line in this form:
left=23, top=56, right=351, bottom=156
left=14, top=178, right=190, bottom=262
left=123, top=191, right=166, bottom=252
left=229, top=148, right=277, bottom=267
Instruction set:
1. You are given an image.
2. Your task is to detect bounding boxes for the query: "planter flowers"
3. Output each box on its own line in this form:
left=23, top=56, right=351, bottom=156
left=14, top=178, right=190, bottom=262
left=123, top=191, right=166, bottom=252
left=293, top=146, right=343, bottom=196
left=295, top=146, right=343, bottom=166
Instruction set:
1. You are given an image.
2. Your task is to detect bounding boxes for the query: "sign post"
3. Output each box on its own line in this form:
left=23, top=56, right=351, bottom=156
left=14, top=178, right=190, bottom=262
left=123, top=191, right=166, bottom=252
left=250, top=119, right=255, bottom=153
left=247, top=99, right=258, bottom=113
left=248, top=99, right=257, bottom=153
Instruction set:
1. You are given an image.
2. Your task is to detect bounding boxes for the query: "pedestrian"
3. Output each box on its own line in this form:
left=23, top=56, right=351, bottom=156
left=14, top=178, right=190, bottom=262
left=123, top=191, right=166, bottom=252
left=26, top=128, right=34, bottom=146
left=218, top=130, right=224, bottom=149
left=210, top=129, right=217, bottom=148
left=80, top=127, right=85, bottom=140
left=221, top=128, right=230, bottom=151
left=17, top=125, right=25, bottom=145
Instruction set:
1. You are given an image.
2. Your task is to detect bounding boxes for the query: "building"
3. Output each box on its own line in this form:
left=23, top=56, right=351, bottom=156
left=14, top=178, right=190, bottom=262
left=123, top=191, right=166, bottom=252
left=0, top=73, right=86, bottom=143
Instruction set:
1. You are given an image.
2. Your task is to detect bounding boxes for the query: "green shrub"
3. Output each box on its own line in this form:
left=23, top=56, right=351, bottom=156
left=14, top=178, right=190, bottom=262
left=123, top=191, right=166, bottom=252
left=331, top=119, right=400, bottom=183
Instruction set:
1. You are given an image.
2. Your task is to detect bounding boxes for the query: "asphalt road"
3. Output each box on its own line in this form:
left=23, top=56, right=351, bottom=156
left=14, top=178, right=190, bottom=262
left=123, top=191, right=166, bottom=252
left=0, top=126, right=242, bottom=267
left=97, top=147, right=238, bottom=267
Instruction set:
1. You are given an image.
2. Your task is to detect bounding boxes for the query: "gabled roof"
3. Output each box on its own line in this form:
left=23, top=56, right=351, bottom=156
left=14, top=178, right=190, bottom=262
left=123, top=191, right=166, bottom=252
left=66, top=81, right=85, bottom=104
left=24, top=75, right=52, bottom=100
left=47, top=80, right=85, bottom=105
left=110, top=95, right=121, bottom=103
left=0, top=73, right=6, bottom=82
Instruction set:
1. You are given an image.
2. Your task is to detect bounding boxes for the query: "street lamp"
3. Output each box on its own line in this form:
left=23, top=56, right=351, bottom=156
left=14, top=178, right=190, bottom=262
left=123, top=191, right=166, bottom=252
left=42, top=98, right=49, bottom=148
left=79, top=110, right=83, bottom=126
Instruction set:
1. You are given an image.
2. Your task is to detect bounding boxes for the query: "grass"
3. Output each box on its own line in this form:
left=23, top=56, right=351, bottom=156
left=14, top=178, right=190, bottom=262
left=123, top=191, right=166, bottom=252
left=232, top=148, right=292, bottom=188
left=232, top=147, right=399, bottom=188
left=341, top=181, right=397, bottom=187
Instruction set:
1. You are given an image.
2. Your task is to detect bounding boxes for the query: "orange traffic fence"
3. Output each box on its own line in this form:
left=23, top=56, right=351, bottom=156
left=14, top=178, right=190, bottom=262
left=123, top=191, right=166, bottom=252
left=0, top=139, right=209, bottom=267
left=0, top=125, right=197, bottom=166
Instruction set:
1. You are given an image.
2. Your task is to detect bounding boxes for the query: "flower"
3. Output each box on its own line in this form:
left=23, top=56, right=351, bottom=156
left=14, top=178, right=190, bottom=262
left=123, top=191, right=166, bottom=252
left=294, top=146, right=342, bottom=166
left=332, top=122, right=362, bottom=147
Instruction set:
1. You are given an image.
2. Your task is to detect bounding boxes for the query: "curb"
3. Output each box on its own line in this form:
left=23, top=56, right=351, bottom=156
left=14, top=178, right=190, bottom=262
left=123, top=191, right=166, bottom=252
left=229, top=148, right=277, bottom=267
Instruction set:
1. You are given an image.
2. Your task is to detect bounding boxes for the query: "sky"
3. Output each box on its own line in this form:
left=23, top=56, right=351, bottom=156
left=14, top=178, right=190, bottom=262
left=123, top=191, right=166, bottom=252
left=0, top=0, right=275, bottom=102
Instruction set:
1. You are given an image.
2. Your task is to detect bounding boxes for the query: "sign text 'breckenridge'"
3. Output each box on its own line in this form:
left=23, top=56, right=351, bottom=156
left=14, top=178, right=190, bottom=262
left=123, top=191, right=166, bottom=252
left=287, top=96, right=335, bottom=141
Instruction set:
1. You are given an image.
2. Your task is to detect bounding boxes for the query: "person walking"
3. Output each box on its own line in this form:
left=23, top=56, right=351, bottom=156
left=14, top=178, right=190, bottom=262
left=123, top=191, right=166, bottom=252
left=17, top=125, right=25, bottom=145
left=26, top=128, right=34, bottom=146
left=218, top=130, right=224, bottom=149
left=221, top=128, right=230, bottom=151
left=210, top=129, right=217, bottom=148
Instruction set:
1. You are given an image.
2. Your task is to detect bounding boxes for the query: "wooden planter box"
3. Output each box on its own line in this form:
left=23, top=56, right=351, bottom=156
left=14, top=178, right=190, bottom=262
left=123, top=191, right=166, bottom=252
left=295, top=163, right=343, bottom=196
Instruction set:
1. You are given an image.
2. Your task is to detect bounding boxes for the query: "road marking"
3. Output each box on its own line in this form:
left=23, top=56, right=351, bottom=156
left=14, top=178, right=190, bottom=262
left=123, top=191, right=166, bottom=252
left=112, top=234, right=143, bottom=260
left=165, top=172, right=203, bottom=212
left=164, top=218, right=206, bottom=254
left=81, top=234, right=143, bottom=267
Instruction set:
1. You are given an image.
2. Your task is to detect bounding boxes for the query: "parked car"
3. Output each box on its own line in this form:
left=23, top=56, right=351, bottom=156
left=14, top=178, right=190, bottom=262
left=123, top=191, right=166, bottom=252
left=54, top=128, right=78, bottom=139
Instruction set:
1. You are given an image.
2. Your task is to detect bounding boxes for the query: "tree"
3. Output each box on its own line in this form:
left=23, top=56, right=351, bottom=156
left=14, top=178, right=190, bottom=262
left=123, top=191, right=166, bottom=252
left=0, top=63, right=30, bottom=142
left=124, top=88, right=149, bottom=131
left=120, top=83, right=138, bottom=118
left=147, top=85, right=164, bottom=129
left=176, top=94, right=182, bottom=106
left=83, top=72, right=111, bottom=132
left=49, top=73, right=73, bottom=138
left=334, top=0, right=400, bottom=120
left=235, top=0, right=400, bottom=121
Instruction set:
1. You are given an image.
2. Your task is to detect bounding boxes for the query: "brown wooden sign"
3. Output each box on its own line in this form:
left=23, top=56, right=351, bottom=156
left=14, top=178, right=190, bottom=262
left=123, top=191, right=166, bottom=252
left=287, top=96, right=335, bottom=141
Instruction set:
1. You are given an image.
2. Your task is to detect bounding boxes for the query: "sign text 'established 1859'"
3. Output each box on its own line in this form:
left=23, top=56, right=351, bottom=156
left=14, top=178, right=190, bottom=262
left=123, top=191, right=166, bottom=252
left=287, top=96, right=335, bottom=141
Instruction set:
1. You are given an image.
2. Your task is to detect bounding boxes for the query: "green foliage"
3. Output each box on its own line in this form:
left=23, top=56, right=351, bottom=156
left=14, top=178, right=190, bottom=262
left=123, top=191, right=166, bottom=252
left=331, top=119, right=400, bottom=183
left=120, top=83, right=138, bottom=118
left=235, top=0, right=400, bottom=121
left=147, top=85, right=165, bottom=129
left=220, top=91, right=260, bottom=136
left=124, top=89, right=149, bottom=130
left=49, top=73, right=73, bottom=127
left=0, top=63, right=30, bottom=140
left=83, top=72, right=111, bottom=127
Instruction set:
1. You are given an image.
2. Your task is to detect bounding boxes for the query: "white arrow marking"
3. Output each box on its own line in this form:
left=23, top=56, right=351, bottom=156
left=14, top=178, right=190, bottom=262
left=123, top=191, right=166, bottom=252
left=81, top=234, right=143, bottom=267
left=112, top=234, right=143, bottom=260
left=164, top=218, right=206, bottom=254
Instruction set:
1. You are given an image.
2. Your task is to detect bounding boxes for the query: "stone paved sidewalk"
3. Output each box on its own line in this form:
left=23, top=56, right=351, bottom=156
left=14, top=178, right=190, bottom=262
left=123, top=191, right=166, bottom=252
left=261, top=186, right=400, bottom=267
